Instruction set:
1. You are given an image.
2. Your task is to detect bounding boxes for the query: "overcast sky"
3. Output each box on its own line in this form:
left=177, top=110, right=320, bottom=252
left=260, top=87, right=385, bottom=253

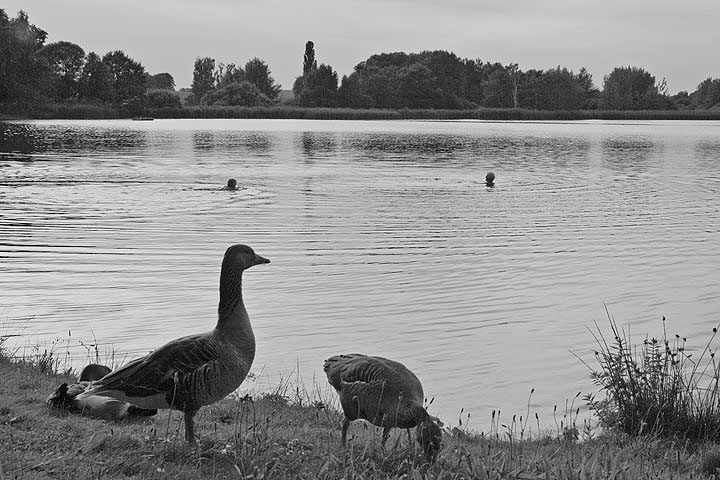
left=5, top=0, right=719, bottom=94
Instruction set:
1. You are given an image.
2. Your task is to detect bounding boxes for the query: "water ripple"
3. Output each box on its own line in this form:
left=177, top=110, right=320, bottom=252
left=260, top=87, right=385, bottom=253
left=1, top=119, right=719, bottom=429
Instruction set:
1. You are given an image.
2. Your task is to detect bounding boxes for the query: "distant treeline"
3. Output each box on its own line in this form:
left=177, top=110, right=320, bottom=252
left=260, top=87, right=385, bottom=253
left=2, top=10, right=719, bottom=118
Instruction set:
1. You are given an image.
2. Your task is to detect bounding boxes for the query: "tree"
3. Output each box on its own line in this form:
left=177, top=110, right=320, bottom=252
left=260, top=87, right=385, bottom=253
left=672, top=90, right=692, bottom=110
left=216, top=63, right=244, bottom=89
left=78, top=52, right=114, bottom=103
left=482, top=64, right=515, bottom=108
left=359, top=65, right=402, bottom=108
left=601, top=66, right=660, bottom=110
left=576, top=67, right=600, bottom=108
left=690, top=78, right=720, bottom=109
left=294, top=41, right=319, bottom=99
left=418, top=50, right=467, bottom=102
left=337, top=74, right=371, bottom=108
left=201, top=80, right=273, bottom=106
left=296, top=64, right=338, bottom=107
left=147, top=89, right=181, bottom=108
left=519, top=67, right=585, bottom=110
left=0, top=9, right=49, bottom=104
left=463, top=59, right=485, bottom=106
left=191, top=57, right=215, bottom=104
left=244, top=57, right=281, bottom=100
left=397, top=63, right=439, bottom=108
left=303, top=41, right=316, bottom=75
left=102, top=50, right=147, bottom=105
left=148, top=73, right=175, bottom=90
left=38, top=41, right=85, bottom=101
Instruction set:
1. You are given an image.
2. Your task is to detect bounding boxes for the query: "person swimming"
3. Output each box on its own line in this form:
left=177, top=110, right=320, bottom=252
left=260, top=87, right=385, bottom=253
left=485, top=172, right=495, bottom=187
left=224, top=178, right=238, bottom=190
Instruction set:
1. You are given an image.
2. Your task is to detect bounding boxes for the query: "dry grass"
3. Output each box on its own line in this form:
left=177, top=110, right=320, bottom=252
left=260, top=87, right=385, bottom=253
left=1, top=342, right=717, bottom=480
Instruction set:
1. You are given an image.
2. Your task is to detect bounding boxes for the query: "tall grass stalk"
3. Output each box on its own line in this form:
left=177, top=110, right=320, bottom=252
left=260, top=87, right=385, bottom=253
left=585, top=310, right=720, bottom=441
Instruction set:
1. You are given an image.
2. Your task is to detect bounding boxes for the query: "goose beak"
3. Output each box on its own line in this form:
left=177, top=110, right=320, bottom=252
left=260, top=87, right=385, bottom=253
left=255, top=254, right=270, bottom=265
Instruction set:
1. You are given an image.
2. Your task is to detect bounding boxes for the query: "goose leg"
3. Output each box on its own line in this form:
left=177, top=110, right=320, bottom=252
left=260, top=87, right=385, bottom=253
left=184, top=409, right=198, bottom=443
left=341, top=418, right=350, bottom=446
left=381, top=426, right=390, bottom=448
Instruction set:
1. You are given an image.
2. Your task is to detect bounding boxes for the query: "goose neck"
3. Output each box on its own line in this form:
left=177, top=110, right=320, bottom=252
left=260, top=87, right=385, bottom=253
left=218, top=266, right=245, bottom=314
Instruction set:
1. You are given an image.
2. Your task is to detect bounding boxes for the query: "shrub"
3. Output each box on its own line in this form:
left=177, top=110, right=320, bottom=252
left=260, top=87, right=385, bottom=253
left=201, top=81, right=274, bottom=107
left=586, top=313, right=720, bottom=441
left=147, top=89, right=181, bottom=108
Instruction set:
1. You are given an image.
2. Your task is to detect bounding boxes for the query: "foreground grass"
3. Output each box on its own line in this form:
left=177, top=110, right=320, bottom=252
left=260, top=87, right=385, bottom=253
left=1, top=355, right=718, bottom=479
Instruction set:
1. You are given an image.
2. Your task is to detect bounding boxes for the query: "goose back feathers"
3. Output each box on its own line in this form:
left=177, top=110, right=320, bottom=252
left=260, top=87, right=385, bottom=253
left=78, top=244, right=269, bottom=442
left=324, top=353, right=442, bottom=462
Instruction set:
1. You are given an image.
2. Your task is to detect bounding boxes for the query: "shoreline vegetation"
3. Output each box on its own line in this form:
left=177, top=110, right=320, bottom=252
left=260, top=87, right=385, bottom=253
left=3, top=318, right=720, bottom=479
left=3, top=105, right=720, bottom=122
left=4, top=11, right=720, bottom=123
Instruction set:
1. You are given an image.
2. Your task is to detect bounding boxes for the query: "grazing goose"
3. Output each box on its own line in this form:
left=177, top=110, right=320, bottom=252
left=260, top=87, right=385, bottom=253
left=46, top=363, right=157, bottom=419
left=323, top=354, right=443, bottom=463
left=78, top=244, right=270, bottom=443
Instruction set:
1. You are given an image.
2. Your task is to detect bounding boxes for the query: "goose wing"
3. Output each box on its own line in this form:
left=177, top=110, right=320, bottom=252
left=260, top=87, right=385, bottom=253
left=324, top=354, right=425, bottom=403
left=80, top=332, right=224, bottom=409
left=324, top=354, right=402, bottom=388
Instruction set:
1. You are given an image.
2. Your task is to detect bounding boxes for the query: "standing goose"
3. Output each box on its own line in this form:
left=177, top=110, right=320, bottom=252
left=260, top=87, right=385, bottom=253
left=46, top=363, right=157, bottom=419
left=323, top=354, right=443, bottom=463
left=78, top=244, right=269, bottom=443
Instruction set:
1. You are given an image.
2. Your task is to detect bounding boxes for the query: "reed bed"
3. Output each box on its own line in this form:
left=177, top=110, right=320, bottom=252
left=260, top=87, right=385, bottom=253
left=147, top=106, right=720, bottom=121
left=5, top=102, right=720, bottom=121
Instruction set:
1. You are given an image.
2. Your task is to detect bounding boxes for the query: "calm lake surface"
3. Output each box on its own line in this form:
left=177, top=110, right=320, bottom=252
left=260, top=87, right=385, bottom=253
left=1, top=118, right=719, bottom=430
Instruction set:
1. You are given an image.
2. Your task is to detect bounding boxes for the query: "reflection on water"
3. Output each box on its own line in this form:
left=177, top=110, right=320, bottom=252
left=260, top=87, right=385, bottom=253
left=601, top=136, right=659, bottom=172
left=300, top=132, right=339, bottom=157
left=1, top=119, right=719, bottom=431
left=0, top=122, right=148, bottom=154
left=193, top=131, right=274, bottom=154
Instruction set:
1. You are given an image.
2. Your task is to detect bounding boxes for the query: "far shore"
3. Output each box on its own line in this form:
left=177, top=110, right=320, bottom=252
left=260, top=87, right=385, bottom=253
left=3, top=105, right=720, bottom=122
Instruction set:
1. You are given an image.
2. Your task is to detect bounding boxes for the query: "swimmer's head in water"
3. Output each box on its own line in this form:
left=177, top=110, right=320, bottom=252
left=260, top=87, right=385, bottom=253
left=485, top=172, right=495, bottom=185
left=226, top=178, right=237, bottom=190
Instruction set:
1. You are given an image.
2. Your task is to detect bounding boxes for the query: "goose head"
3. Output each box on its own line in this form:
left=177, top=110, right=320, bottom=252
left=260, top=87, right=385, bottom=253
left=79, top=364, right=111, bottom=382
left=417, top=416, right=443, bottom=463
left=223, top=244, right=270, bottom=272
left=485, top=172, right=495, bottom=186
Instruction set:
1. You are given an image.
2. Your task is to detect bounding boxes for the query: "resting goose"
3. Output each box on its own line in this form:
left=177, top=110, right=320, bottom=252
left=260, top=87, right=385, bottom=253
left=323, top=353, right=443, bottom=463
left=46, top=363, right=157, bottom=419
left=78, top=244, right=270, bottom=443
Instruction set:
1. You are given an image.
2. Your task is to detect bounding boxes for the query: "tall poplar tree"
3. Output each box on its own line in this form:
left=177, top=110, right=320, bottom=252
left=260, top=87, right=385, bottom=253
left=303, top=41, right=316, bottom=75
left=191, top=57, right=216, bottom=104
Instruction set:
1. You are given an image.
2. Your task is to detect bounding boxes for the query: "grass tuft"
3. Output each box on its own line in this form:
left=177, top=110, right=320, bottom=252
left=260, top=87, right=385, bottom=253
left=585, top=309, right=720, bottom=441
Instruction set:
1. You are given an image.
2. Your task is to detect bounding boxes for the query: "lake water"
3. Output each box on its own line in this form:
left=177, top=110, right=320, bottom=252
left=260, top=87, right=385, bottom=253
left=1, top=118, right=719, bottom=432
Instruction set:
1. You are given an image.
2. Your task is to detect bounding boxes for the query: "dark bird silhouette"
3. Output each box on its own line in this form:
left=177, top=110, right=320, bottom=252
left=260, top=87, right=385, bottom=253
left=485, top=172, right=495, bottom=186
left=46, top=363, right=157, bottom=419
left=78, top=244, right=270, bottom=443
left=323, top=353, right=442, bottom=462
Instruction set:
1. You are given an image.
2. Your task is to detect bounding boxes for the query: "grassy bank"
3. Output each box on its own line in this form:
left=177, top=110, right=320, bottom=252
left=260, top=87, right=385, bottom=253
left=3, top=103, right=720, bottom=121
left=1, top=349, right=718, bottom=479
